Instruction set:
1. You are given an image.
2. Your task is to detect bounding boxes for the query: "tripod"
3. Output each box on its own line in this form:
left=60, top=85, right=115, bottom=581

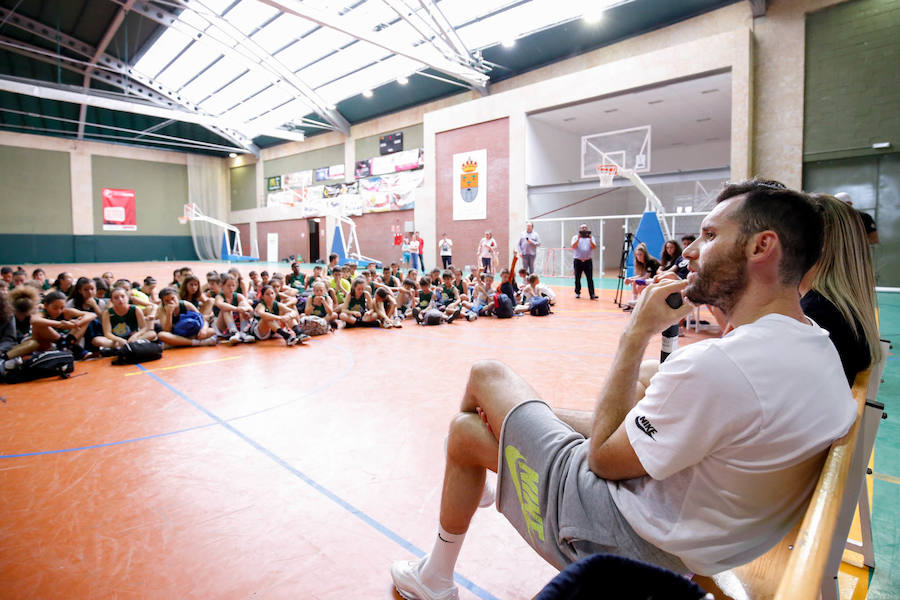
left=614, top=232, right=635, bottom=308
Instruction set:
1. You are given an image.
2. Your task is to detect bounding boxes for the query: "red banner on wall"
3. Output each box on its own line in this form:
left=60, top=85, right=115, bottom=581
left=102, top=188, right=136, bottom=231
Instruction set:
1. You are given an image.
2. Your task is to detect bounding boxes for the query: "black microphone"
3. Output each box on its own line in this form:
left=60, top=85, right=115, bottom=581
left=660, top=292, right=683, bottom=362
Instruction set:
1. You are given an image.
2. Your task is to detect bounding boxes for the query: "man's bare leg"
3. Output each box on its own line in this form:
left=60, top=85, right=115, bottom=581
left=393, top=360, right=539, bottom=599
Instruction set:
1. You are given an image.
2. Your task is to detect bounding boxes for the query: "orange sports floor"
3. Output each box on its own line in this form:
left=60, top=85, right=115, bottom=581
left=0, top=261, right=868, bottom=599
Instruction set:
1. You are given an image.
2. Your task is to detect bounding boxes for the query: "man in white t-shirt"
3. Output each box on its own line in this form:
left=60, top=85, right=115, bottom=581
left=391, top=179, right=857, bottom=599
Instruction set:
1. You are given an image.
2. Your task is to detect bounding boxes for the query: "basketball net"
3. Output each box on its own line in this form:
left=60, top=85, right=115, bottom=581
left=596, top=164, right=617, bottom=187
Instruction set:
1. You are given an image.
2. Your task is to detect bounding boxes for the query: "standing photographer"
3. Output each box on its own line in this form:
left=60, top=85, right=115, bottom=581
left=571, top=223, right=598, bottom=299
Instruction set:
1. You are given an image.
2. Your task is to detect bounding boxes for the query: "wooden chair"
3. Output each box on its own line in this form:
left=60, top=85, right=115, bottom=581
left=695, top=339, right=890, bottom=599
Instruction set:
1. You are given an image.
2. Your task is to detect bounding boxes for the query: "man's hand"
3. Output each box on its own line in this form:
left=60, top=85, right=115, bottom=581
left=626, top=279, right=694, bottom=339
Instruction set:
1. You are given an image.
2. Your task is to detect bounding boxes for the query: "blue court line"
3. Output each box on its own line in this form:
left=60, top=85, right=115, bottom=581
left=0, top=423, right=217, bottom=460
left=0, top=345, right=357, bottom=461
left=137, top=364, right=500, bottom=600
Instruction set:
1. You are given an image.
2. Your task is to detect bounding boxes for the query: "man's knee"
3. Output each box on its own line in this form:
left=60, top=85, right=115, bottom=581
left=469, top=359, right=509, bottom=383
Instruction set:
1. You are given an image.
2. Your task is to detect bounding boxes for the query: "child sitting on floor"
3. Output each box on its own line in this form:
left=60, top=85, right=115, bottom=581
left=214, top=274, right=256, bottom=345
left=304, top=281, right=338, bottom=330
left=252, top=285, right=308, bottom=346
left=31, top=290, right=96, bottom=359
left=96, top=287, right=158, bottom=350
left=157, top=287, right=217, bottom=349
left=340, top=277, right=379, bottom=328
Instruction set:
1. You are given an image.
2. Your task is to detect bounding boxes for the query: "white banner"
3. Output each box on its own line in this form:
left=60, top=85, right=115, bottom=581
left=452, top=149, right=487, bottom=221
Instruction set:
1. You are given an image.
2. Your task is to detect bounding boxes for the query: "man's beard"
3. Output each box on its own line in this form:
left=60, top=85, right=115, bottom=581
left=684, top=240, right=748, bottom=315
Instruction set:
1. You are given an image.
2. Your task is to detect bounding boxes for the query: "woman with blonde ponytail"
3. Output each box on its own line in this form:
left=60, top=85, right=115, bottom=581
left=800, top=193, right=881, bottom=385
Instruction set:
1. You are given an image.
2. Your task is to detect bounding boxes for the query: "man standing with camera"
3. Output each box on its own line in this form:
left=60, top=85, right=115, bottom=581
left=571, top=223, right=598, bottom=299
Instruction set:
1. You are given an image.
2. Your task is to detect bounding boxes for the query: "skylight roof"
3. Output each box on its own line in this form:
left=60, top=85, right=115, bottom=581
left=130, top=0, right=624, bottom=143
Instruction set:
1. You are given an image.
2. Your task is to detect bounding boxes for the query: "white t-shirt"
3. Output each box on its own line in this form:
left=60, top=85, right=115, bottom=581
left=439, top=238, right=453, bottom=256
left=608, top=314, right=856, bottom=575
left=479, top=237, right=497, bottom=258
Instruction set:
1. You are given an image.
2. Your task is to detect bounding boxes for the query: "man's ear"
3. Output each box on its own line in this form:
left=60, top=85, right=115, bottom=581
left=749, top=230, right=779, bottom=261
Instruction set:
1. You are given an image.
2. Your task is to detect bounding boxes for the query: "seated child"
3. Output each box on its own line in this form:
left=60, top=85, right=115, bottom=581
left=30, top=290, right=96, bottom=359
left=471, top=273, right=495, bottom=317
left=413, top=277, right=461, bottom=325
left=521, top=274, right=556, bottom=305
left=1, top=286, right=41, bottom=359
left=395, top=279, right=416, bottom=321
left=328, top=266, right=351, bottom=310
left=52, top=272, right=74, bottom=295
left=437, top=271, right=464, bottom=321
left=11, top=270, right=26, bottom=288
left=214, top=274, right=256, bottom=344
left=180, top=275, right=213, bottom=322
left=287, top=262, right=306, bottom=293
left=270, top=274, right=298, bottom=308
left=32, top=268, right=51, bottom=292
left=252, top=285, right=308, bottom=345
left=340, top=277, right=379, bottom=328
left=131, top=276, right=159, bottom=319
left=67, top=276, right=108, bottom=351
left=157, top=287, right=217, bottom=348
left=247, top=270, right=262, bottom=299
left=304, top=281, right=339, bottom=330
left=374, top=287, right=402, bottom=328
left=97, top=287, right=158, bottom=349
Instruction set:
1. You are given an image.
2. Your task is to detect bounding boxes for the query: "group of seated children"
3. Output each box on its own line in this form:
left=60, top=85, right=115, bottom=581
left=0, top=256, right=557, bottom=363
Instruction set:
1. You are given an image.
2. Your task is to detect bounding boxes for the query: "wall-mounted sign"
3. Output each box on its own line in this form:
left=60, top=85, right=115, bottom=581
left=101, top=188, right=137, bottom=231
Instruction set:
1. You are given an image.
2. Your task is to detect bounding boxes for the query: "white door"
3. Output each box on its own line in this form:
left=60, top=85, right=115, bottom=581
left=267, top=232, right=279, bottom=263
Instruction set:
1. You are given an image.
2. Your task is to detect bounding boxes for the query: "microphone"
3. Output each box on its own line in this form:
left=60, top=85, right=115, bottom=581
left=661, top=292, right=683, bottom=362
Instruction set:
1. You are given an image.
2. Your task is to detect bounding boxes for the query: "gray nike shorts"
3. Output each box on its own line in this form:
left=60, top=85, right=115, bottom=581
left=495, top=399, right=689, bottom=573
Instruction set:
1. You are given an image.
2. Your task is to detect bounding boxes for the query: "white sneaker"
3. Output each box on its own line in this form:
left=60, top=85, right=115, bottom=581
left=240, top=332, right=256, bottom=343
left=391, top=558, right=458, bottom=600
left=199, top=336, right=217, bottom=346
left=466, top=312, right=477, bottom=321
left=228, top=332, right=241, bottom=345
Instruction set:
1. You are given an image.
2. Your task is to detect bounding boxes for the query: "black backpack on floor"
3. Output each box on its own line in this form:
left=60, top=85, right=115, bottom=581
left=113, top=340, right=164, bottom=365
left=1, top=350, right=75, bottom=384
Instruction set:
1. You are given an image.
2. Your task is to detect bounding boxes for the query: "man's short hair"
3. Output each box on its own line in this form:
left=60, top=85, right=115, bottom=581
left=717, top=178, right=823, bottom=284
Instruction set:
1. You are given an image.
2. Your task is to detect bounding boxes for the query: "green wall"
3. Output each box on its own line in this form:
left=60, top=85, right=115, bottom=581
left=263, top=144, right=345, bottom=181
left=0, top=146, right=72, bottom=234
left=230, top=163, right=257, bottom=211
left=804, top=0, right=900, bottom=161
left=354, top=123, right=423, bottom=161
left=91, top=155, right=189, bottom=236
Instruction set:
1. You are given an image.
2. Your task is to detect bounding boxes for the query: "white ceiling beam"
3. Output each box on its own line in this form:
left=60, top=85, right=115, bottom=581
left=78, top=0, right=137, bottom=139
left=0, top=75, right=266, bottom=142
left=258, top=0, right=490, bottom=95
left=123, top=0, right=350, bottom=135
left=0, top=5, right=259, bottom=155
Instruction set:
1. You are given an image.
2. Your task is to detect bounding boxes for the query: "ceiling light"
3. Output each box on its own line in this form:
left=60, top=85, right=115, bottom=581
left=604, top=108, right=618, bottom=113
left=696, top=117, right=711, bottom=122
left=583, top=10, right=604, bottom=24
left=228, top=152, right=237, bottom=158
left=502, top=38, right=516, bottom=48
left=362, top=89, right=373, bottom=98
left=648, top=99, right=663, bottom=105
left=701, top=88, right=719, bottom=94
left=397, top=76, right=409, bottom=85
left=563, top=117, right=576, bottom=122
left=326, top=104, right=337, bottom=110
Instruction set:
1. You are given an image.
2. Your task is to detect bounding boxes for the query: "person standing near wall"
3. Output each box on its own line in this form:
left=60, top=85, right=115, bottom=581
left=477, top=231, right=499, bottom=274
left=571, top=223, right=598, bottom=299
left=439, top=233, right=454, bottom=269
left=518, top=222, right=541, bottom=274
left=416, top=232, right=426, bottom=272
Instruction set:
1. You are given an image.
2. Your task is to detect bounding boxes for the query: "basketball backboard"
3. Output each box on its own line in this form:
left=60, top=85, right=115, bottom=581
left=581, top=125, right=651, bottom=178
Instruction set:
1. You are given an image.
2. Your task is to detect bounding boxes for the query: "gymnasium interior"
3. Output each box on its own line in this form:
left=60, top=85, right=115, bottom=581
left=1, top=0, right=898, bottom=598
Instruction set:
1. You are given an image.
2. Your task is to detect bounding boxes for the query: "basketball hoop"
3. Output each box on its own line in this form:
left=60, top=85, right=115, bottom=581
left=596, top=164, right=617, bottom=187
left=178, top=203, right=195, bottom=225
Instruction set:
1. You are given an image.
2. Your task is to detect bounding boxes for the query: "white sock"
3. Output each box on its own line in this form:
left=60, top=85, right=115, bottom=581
left=419, top=526, right=464, bottom=591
